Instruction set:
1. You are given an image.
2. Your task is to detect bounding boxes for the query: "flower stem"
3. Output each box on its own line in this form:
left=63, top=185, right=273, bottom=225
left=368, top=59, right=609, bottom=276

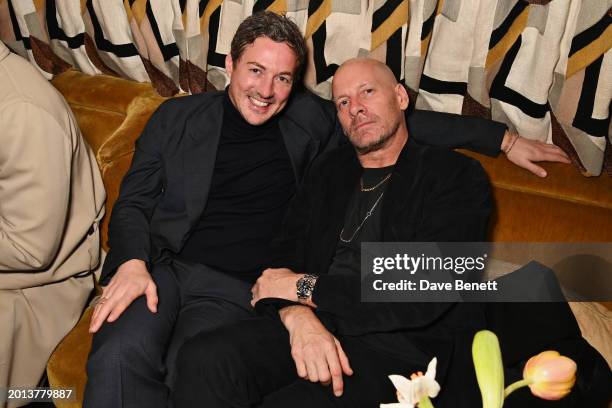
left=418, top=397, right=435, bottom=408
left=504, top=379, right=531, bottom=398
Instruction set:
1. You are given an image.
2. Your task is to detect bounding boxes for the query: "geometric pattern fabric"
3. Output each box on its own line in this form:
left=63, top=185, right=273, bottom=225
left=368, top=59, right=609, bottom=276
left=1, top=0, right=610, bottom=176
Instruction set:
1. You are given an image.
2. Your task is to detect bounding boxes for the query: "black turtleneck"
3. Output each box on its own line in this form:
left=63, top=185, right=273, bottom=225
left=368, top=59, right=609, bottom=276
left=179, top=92, right=296, bottom=282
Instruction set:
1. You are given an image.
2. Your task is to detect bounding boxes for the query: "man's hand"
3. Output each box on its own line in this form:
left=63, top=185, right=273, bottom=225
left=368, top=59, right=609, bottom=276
left=89, top=259, right=157, bottom=333
left=280, top=306, right=353, bottom=397
left=501, top=131, right=570, bottom=177
left=251, top=268, right=302, bottom=306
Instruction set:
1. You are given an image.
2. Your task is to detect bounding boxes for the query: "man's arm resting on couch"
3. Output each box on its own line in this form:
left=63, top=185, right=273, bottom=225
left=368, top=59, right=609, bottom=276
left=407, top=110, right=570, bottom=177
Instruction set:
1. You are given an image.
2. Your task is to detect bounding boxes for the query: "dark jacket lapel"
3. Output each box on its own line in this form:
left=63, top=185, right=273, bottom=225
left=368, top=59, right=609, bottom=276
left=314, top=147, right=362, bottom=274
left=279, top=94, right=320, bottom=183
left=279, top=118, right=316, bottom=184
left=381, top=138, right=423, bottom=241
left=183, top=94, right=224, bottom=226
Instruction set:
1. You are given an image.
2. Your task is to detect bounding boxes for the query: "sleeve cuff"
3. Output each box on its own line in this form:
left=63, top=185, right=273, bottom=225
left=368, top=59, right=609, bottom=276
left=311, top=274, right=353, bottom=313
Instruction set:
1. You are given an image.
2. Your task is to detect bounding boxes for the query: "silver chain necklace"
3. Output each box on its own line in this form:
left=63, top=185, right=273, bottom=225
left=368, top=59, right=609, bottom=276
left=339, top=191, right=385, bottom=243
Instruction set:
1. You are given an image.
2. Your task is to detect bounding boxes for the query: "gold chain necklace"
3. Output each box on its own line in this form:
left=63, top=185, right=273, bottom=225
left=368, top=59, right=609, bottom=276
left=360, top=173, right=392, bottom=192
left=339, top=192, right=385, bottom=243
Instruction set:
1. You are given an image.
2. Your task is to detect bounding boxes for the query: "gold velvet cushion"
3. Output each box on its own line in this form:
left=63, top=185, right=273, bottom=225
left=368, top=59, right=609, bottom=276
left=47, top=306, right=94, bottom=407
left=459, top=150, right=612, bottom=242
left=51, top=70, right=165, bottom=250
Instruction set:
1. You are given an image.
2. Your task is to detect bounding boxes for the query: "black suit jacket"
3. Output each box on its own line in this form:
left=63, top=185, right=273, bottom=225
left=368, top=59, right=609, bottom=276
left=270, top=137, right=492, bottom=331
left=266, top=139, right=611, bottom=407
left=263, top=139, right=491, bottom=404
left=101, top=90, right=506, bottom=284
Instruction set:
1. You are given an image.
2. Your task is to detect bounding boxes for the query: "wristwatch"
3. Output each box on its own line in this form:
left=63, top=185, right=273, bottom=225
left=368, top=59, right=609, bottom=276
left=296, top=274, right=318, bottom=303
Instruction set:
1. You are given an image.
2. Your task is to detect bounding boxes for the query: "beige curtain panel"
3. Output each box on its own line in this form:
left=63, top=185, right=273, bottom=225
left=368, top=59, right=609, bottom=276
left=0, top=0, right=610, bottom=176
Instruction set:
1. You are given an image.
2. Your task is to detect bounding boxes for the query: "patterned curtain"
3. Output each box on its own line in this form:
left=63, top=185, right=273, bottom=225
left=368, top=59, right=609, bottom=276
left=0, top=0, right=610, bottom=176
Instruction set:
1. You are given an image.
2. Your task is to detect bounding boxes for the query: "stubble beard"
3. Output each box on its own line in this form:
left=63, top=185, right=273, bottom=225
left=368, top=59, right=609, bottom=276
left=349, top=121, right=400, bottom=155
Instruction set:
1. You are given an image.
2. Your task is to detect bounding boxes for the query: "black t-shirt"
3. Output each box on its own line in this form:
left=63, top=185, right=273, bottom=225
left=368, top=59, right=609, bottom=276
left=327, top=165, right=428, bottom=362
left=179, top=92, right=296, bottom=282
left=328, top=166, right=393, bottom=276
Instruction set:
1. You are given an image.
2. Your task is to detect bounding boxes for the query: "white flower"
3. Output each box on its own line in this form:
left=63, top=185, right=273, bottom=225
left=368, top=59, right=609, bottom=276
left=380, top=358, right=440, bottom=408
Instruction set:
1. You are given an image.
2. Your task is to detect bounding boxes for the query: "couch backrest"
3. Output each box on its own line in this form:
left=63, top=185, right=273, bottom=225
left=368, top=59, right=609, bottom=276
left=51, top=70, right=612, bottom=250
left=51, top=70, right=165, bottom=250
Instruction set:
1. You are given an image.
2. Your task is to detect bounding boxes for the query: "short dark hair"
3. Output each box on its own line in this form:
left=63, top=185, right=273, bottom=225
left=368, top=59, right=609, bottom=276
left=230, top=11, right=307, bottom=78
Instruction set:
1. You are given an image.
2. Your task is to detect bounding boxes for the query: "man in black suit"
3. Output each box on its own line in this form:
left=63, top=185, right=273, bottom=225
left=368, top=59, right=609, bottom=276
left=171, top=59, right=610, bottom=408
left=84, top=12, right=571, bottom=408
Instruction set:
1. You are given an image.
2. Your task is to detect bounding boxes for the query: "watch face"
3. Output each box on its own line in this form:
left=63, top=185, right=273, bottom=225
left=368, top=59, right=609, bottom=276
left=297, top=280, right=309, bottom=297
left=297, top=275, right=316, bottom=299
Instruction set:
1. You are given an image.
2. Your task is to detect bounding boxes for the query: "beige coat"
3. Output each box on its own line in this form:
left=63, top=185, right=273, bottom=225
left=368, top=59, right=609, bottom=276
left=0, top=41, right=105, bottom=407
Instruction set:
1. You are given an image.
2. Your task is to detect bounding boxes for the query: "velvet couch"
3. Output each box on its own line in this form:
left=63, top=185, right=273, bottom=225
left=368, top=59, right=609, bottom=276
left=45, top=69, right=611, bottom=407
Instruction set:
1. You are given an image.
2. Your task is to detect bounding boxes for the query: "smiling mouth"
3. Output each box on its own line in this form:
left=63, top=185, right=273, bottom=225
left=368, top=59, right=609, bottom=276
left=249, top=96, right=272, bottom=108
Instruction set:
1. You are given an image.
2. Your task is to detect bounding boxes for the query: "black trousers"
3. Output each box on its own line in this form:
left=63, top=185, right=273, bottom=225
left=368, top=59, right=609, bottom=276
left=83, top=259, right=256, bottom=408
left=170, top=313, right=607, bottom=408
left=171, top=317, right=429, bottom=408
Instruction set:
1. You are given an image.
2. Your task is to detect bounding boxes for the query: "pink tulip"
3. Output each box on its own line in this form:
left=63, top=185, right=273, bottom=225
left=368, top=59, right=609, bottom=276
left=522, top=351, right=577, bottom=400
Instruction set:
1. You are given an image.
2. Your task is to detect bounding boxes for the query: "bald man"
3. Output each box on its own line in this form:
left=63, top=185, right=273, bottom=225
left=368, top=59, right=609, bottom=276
left=170, top=59, right=606, bottom=408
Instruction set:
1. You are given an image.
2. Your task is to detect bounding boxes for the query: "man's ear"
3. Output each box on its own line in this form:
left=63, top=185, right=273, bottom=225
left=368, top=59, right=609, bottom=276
left=395, top=83, right=409, bottom=110
left=225, top=54, right=234, bottom=77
